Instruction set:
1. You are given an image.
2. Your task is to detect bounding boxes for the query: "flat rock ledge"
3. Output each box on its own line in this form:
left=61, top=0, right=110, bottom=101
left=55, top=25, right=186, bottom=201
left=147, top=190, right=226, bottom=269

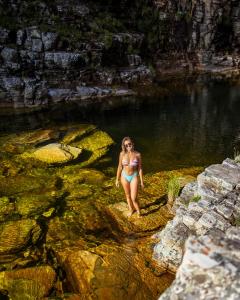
left=153, top=158, right=240, bottom=300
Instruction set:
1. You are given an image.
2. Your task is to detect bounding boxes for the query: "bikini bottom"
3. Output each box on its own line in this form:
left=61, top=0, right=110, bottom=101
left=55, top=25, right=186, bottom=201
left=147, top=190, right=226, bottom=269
left=122, top=170, right=138, bottom=183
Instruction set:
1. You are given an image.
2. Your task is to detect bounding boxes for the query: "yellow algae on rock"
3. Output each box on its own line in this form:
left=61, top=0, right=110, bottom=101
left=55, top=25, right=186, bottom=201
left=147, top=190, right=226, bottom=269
left=72, top=130, right=114, bottom=167
left=28, top=143, right=82, bottom=164
left=62, top=124, right=96, bottom=144
left=0, top=219, right=41, bottom=255
left=0, top=265, right=56, bottom=299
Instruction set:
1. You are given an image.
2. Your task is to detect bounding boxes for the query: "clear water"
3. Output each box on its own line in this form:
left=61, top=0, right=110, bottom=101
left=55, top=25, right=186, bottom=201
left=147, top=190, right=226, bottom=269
left=1, top=81, right=240, bottom=173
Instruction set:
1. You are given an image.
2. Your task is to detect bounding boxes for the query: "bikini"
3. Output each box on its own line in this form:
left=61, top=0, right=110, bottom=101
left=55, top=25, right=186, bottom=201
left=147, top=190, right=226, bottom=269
left=122, top=157, right=138, bottom=182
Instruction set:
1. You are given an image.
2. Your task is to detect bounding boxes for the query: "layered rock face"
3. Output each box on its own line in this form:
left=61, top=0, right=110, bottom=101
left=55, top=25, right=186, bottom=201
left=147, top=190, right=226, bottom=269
left=0, top=0, right=153, bottom=108
left=154, top=0, right=240, bottom=74
left=153, top=158, right=240, bottom=299
left=1, top=0, right=240, bottom=107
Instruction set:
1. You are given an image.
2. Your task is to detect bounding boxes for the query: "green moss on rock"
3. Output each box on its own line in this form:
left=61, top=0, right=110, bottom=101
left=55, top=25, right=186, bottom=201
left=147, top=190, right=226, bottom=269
left=72, top=130, right=114, bottom=167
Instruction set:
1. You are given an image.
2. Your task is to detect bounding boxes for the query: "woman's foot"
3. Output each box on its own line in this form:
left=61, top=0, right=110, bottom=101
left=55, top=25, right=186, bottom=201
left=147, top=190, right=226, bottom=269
left=127, top=209, right=135, bottom=217
left=137, top=210, right=142, bottom=218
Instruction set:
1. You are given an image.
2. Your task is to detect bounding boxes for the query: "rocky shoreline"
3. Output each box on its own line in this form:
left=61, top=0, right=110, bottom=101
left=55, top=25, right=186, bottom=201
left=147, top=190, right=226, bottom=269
left=153, top=158, right=240, bottom=299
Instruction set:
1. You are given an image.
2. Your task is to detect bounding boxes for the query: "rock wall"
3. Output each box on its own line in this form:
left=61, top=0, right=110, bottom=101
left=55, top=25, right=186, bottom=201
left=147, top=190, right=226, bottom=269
left=0, top=0, right=153, bottom=107
left=0, top=0, right=240, bottom=107
left=153, top=158, right=240, bottom=299
left=154, top=0, right=240, bottom=74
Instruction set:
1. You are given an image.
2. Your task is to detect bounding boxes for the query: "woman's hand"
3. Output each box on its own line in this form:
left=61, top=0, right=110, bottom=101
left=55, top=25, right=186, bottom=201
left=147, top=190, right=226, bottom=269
left=140, top=182, right=144, bottom=189
left=115, top=179, right=120, bottom=188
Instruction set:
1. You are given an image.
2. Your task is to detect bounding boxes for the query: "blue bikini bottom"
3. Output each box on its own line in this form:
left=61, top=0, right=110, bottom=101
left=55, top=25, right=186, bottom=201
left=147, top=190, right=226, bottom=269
left=122, top=170, right=138, bottom=183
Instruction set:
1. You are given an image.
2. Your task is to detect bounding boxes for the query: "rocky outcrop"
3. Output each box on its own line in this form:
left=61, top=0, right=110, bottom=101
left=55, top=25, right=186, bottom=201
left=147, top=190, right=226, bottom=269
left=159, top=228, right=240, bottom=300
left=154, top=0, right=240, bottom=76
left=153, top=158, right=240, bottom=299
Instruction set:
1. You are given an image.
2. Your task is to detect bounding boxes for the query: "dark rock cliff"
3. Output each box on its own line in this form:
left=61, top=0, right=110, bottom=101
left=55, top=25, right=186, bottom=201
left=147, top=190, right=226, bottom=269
left=0, top=0, right=239, bottom=107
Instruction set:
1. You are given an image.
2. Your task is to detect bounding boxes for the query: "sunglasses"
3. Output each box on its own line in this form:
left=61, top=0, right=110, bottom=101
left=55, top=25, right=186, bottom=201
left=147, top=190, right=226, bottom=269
left=124, top=143, right=132, bottom=147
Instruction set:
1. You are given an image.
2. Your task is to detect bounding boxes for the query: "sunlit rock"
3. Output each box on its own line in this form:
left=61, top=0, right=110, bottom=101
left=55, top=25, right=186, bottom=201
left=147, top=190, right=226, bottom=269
left=72, top=130, right=114, bottom=167
left=159, top=228, right=240, bottom=300
left=153, top=159, right=240, bottom=273
left=27, top=143, right=82, bottom=164
left=55, top=242, right=173, bottom=300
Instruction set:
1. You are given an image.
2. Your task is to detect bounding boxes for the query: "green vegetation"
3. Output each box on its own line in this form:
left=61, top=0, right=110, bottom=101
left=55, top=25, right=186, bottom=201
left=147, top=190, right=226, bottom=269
left=167, top=175, right=181, bottom=205
left=234, top=217, right=240, bottom=226
left=189, top=195, right=201, bottom=203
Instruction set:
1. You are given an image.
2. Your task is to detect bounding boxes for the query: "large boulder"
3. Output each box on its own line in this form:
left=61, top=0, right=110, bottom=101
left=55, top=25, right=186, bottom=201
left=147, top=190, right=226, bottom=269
left=72, top=130, right=114, bottom=167
left=27, top=143, right=82, bottom=164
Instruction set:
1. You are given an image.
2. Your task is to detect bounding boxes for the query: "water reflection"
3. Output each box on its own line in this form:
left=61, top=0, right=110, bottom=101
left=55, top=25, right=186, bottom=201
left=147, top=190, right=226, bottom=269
left=0, top=82, right=240, bottom=173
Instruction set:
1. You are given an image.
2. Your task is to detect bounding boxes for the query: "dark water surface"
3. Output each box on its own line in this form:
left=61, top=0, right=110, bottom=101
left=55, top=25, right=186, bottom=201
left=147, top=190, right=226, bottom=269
left=1, top=81, right=240, bottom=173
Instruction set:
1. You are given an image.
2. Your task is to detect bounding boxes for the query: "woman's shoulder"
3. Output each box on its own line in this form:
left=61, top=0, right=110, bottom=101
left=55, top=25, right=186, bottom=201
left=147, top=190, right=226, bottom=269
left=134, top=151, right=141, bottom=157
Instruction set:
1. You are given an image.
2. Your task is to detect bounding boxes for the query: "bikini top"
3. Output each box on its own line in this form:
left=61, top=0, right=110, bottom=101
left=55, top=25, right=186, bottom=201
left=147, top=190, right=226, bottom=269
left=122, top=156, right=138, bottom=167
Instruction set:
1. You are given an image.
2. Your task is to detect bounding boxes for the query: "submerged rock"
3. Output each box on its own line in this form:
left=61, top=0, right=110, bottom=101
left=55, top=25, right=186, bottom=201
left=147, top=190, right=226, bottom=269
left=28, top=143, right=82, bottom=164
left=15, top=190, right=61, bottom=217
left=0, top=197, right=16, bottom=223
left=0, top=265, right=56, bottom=299
left=14, top=129, right=60, bottom=145
left=0, top=219, right=41, bottom=255
left=62, top=124, right=96, bottom=144
left=72, top=130, right=114, bottom=167
left=106, top=201, right=171, bottom=234
left=55, top=241, right=172, bottom=300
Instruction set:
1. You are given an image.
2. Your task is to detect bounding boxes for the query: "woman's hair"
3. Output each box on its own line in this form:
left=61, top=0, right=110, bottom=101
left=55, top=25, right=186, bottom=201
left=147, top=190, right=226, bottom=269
left=121, top=136, right=134, bottom=153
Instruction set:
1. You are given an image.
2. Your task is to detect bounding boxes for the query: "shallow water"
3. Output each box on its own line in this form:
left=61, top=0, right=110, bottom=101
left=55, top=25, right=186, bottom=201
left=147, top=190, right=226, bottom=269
left=1, top=81, right=240, bottom=173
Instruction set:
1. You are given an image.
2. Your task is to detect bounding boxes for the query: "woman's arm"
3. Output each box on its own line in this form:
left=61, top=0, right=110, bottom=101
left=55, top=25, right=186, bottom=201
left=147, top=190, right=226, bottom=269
left=138, top=153, right=144, bottom=188
left=115, top=152, right=123, bottom=187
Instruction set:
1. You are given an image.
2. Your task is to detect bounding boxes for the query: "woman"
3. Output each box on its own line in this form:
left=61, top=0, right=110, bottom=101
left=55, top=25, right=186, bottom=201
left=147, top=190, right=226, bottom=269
left=115, top=137, right=144, bottom=217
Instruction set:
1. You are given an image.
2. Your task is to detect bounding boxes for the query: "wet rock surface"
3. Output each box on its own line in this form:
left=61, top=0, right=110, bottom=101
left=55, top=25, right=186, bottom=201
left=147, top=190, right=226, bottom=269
left=153, top=158, right=240, bottom=299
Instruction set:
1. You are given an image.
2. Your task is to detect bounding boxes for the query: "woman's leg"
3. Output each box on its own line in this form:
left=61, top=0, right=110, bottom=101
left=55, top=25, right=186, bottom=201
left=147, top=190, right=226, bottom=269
left=130, top=175, right=141, bottom=215
left=121, top=175, right=135, bottom=213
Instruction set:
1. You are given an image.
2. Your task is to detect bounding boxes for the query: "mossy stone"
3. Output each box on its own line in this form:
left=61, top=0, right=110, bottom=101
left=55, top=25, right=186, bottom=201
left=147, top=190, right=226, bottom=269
left=0, top=197, right=15, bottom=222
left=15, top=191, right=60, bottom=217
left=0, top=266, right=56, bottom=300
left=62, top=124, right=96, bottom=144
left=72, top=130, right=114, bottom=167
left=26, top=143, right=82, bottom=164
left=0, top=219, right=41, bottom=255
